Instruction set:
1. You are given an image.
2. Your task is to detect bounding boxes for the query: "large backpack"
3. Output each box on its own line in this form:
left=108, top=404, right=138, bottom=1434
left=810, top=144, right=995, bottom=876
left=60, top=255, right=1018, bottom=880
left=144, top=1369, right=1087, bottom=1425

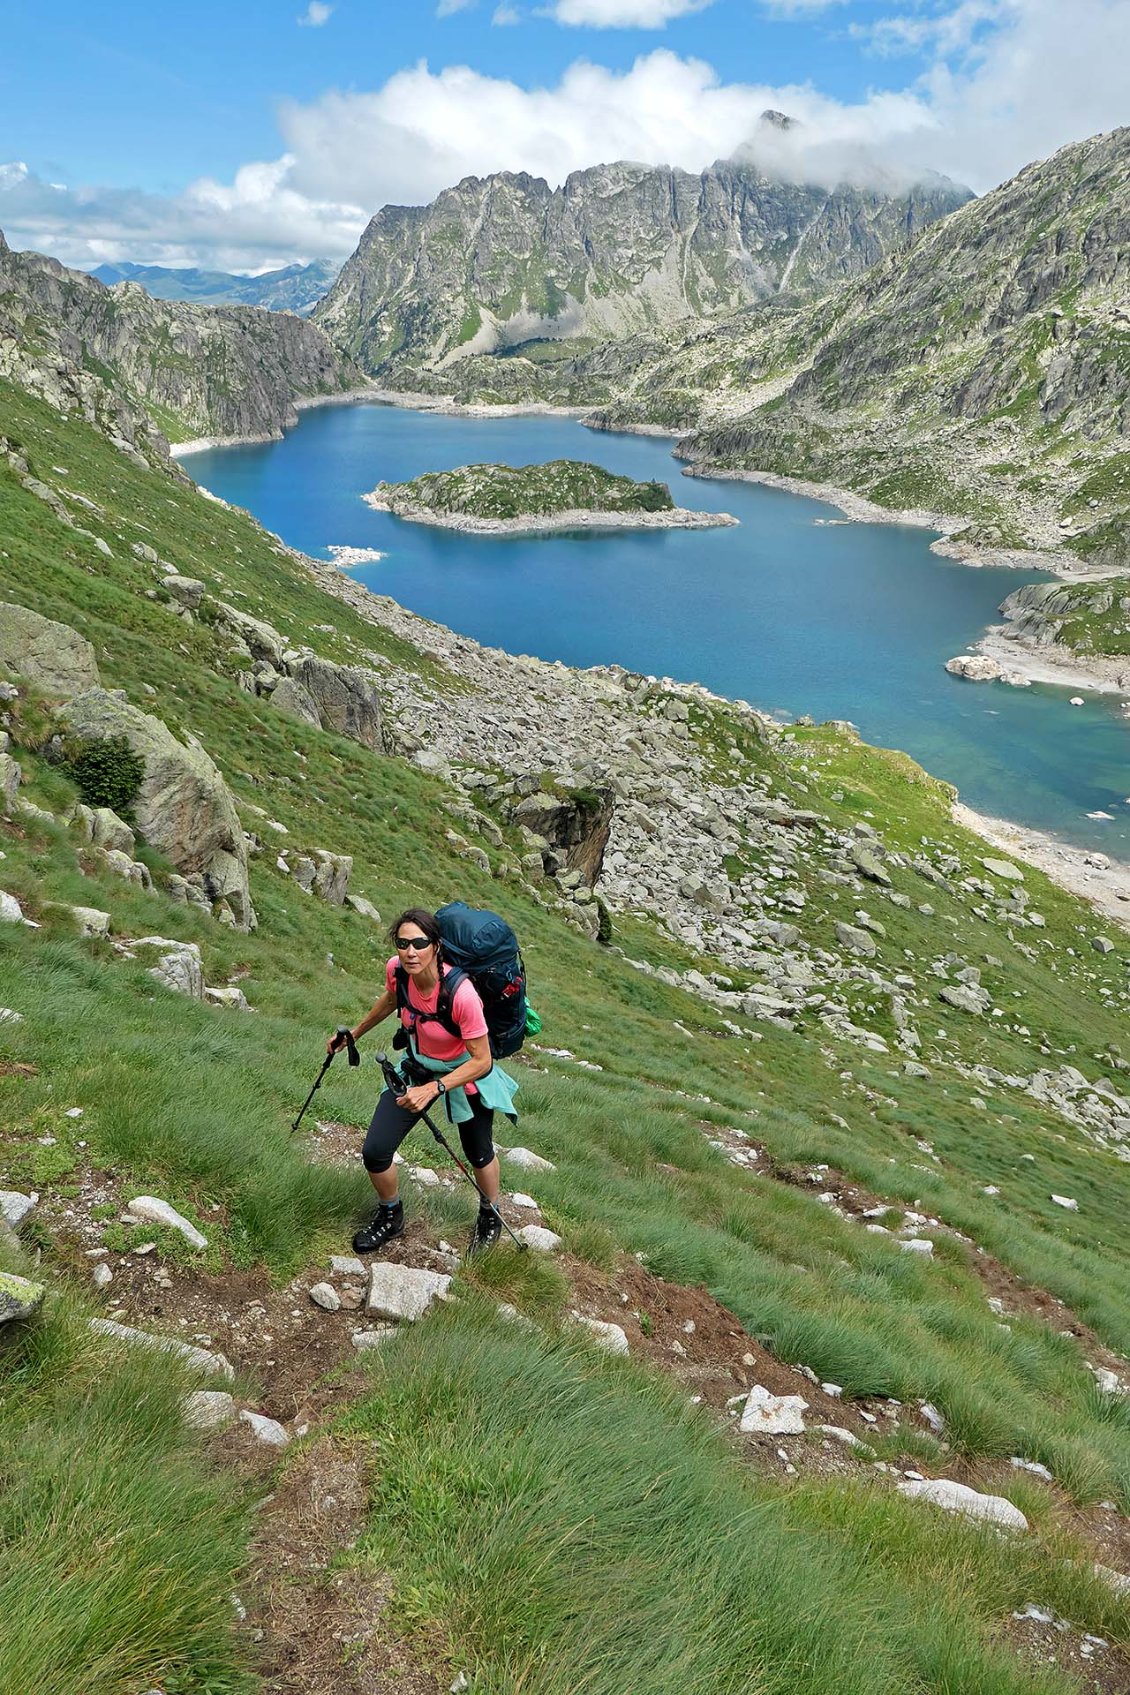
left=394, top=901, right=529, bottom=1059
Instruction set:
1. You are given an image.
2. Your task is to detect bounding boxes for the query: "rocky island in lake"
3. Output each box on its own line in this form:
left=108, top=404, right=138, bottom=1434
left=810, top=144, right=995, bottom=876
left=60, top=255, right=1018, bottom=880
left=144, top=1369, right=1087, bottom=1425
left=363, top=458, right=737, bottom=534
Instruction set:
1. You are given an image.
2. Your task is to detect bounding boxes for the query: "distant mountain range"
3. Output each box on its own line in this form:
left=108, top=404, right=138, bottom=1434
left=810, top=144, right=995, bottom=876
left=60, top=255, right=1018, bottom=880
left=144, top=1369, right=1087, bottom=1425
left=313, top=144, right=971, bottom=377
left=88, top=259, right=340, bottom=315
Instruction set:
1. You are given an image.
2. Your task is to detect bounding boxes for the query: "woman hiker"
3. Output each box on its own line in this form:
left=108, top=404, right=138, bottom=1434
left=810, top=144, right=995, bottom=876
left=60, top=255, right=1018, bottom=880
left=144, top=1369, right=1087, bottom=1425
left=329, top=908, right=519, bottom=1257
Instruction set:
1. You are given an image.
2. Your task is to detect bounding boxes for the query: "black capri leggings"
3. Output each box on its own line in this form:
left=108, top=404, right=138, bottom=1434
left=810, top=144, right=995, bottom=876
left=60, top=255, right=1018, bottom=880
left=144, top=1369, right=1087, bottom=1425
left=362, top=1087, right=496, bottom=1174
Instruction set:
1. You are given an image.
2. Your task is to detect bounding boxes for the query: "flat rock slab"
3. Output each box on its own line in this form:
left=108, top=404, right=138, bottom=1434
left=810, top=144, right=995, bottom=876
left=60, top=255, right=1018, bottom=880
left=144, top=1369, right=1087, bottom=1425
left=0, top=1271, right=45, bottom=1324
left=90, top=1317, right=234, bottom=1378
left=330, top=1255, right=366, bottom=1277
left=126, top=1195, right=208, bottom=1250
left=572, top=1314, right=629, bottom=1355
left=739, top=1385, right=808, bottom=1435
left=0, top=1190, right=37, bottom=1228
left=897, top=1478, right=1028, bottom=1531
left=981, top=858, right=1025, bottom=882
left=367, top=1263, right=452, bottom=1322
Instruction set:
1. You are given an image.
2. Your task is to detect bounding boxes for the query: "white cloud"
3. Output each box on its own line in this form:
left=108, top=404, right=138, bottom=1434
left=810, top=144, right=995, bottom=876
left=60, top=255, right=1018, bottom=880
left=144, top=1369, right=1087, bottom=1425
left=0, top=155, right=366, bottom=271
left=297, top=1, right=333, bottom=23
left=546, top=0, right=714, bottom=24
left=864, top=0, right=1130, bottom=187
left=278, top=51, right=935, bottom=213
left=437, top=0, right=477, bottom=14
left=493, top=3, right=523, bottom=19
left=4, top=4, right=1129, bottom=272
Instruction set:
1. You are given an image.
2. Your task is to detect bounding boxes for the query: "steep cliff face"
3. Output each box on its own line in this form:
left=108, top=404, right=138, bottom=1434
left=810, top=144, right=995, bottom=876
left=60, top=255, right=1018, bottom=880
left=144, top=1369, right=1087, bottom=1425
left=314, top=154, right=968, bottom=378
left=652, top=129, right=1130, bottom=564
left=0, top=232, right=362, bottom=453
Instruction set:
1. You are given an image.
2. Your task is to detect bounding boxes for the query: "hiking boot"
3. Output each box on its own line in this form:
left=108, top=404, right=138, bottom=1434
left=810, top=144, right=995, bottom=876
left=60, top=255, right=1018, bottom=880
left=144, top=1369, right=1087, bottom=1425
left=353, top=1200, right=404, bottom=1254
left=467, top=1204, right=502, bottom=1257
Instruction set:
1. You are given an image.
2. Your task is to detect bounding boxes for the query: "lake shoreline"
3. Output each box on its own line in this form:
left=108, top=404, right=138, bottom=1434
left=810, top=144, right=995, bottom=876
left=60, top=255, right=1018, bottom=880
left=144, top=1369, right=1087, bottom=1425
left=952, top=803, right=1130, bottom=930
left=968, top=627, right=1130, bottom=698
left=360, top=494, right=737, bottom=535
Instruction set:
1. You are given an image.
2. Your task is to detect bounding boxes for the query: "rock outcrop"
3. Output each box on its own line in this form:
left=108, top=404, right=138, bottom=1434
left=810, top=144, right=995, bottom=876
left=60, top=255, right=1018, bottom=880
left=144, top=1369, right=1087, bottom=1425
left=0, top=601, right=100, bottom=696
left=60, top=691, right=254, bottom=928
left=0, top=229, right=362, bottom=454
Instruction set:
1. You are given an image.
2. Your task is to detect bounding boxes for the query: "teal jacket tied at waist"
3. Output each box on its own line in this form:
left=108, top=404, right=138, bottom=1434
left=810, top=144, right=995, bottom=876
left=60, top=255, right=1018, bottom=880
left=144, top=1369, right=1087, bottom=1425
left=392, top=1039, right=519, bottom=1125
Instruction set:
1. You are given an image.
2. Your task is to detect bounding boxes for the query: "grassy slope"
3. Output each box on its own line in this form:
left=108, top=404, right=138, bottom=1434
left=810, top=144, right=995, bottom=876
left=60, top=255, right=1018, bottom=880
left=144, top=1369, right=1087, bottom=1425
left=1, top=375, right=1129, bottom=1691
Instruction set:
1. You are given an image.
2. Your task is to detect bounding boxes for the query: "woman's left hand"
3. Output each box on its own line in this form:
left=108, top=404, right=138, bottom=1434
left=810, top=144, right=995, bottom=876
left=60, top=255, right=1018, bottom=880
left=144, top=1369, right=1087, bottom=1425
left=397, top=1081, right=443, bottom=1114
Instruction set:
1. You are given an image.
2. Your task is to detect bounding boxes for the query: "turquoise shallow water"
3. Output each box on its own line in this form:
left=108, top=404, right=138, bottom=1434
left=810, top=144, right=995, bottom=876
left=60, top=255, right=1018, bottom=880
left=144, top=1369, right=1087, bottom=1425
left=187, top=402, right=1130, bottom=857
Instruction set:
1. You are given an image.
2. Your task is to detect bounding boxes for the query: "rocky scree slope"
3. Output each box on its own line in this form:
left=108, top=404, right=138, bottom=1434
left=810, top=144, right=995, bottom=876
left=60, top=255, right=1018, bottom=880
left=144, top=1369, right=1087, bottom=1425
left=621, top=129, right=1130, bottom=586
left=0, top=228, right=363, bottom=450
left=314, top=149, right=968, bottom=379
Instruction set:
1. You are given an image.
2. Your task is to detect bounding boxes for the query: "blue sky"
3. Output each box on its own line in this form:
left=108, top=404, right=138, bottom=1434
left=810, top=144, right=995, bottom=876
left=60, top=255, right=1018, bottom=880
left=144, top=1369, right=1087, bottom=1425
left=2, top=0, right=1126, bottom=269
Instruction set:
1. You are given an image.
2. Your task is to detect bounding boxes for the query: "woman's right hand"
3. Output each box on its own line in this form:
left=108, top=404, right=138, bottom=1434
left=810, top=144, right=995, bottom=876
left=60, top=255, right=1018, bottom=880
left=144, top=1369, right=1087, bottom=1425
left=327, top=1029, right=349, bottom=1057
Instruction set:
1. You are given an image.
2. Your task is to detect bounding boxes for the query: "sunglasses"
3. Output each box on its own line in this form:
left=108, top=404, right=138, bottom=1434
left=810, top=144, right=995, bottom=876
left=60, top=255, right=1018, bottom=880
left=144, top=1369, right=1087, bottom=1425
left=395, top=935, right=434, bottom=951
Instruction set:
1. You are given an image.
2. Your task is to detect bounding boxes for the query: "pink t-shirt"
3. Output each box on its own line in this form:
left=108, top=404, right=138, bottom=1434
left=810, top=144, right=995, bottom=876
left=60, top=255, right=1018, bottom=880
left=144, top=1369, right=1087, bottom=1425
left=385, top=958, right=488, bottom=1078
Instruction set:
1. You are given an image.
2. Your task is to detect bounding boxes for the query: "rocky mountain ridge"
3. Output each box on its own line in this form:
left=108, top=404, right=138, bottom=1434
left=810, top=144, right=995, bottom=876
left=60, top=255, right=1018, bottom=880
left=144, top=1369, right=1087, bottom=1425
left=606, top=129, right=1130, bottom=575
left=0, top=229, right=362, bottom=455
left=314, top=150, right=969, bottom=378
left=89, top=258, right=340, bottom=315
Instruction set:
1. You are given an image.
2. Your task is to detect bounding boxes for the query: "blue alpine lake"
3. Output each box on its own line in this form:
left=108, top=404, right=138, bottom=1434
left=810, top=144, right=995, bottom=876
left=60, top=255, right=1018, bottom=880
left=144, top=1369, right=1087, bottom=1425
left=187, top=401, right=1130, bottom=857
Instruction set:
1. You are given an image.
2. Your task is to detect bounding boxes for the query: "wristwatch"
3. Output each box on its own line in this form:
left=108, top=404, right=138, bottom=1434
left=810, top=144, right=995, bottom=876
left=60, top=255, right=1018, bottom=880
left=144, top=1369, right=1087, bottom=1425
left=434, top=1080, right=447, bottom=1097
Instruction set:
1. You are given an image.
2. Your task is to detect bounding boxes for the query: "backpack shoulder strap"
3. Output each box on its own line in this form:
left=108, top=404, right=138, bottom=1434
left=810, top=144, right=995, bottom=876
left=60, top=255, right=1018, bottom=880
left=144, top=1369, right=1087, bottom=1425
left=395, top=962, right=465, bottom=1040
left=434, top=964, right=466, bottom=1038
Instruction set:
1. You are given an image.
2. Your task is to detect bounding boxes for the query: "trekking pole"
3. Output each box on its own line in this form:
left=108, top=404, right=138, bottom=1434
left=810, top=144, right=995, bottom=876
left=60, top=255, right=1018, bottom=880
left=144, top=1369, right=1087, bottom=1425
left=376, top=1052, right=528, bottom=1251
left=292, top=1026, right=359, bottom=1134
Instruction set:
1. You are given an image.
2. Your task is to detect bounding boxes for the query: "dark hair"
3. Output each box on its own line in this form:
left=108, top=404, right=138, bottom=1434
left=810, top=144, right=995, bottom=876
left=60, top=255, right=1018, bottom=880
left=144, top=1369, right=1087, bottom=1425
left=388, top=908, right=442, bottom=953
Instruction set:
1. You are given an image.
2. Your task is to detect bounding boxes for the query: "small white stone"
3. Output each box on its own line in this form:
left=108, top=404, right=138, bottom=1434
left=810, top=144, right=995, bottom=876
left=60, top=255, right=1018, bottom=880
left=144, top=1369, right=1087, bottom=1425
left=517, top=1225, right=563, bottom=1253
left=1050, top=1194, right=1078, bottom=1212
left=900, top=1237, right=934, bottom=1255
left=330, top=1255, right=366, bottom=1277
left=184, top=1390, right=236, bottom=1430
left=0, top=890, right=23, bottom=923
left=0, top=1190, right=37, bottom=1228
left=1011, top=1456, right=1054, bottom=1481
left=821, top=1382, right=844, bottom=1398
left=919, top=1401, right=946, bottom=1434
left=739, top=1385, right=808, bottom=1436
left=351, top=1326, right=397, bottom=1350
left=505, top=1146, right=556, bottom=1172
left=571, top=1314, right=629, bottom=1355
left=125, top=1196, right=207, bottom=1250
left=65, top=1107, right=84, bottom=1118
left=92, top=1262, right=113, bottom=1289
left=309, top=1282, right=341, bottom=1312
left=819, top=1424, right=871, bottom=1452
left=897, top=1478, right=1028, bottom=1531
left=0, top=1008, right=23, bottom=1024
left=509, top=1191, right=539, bottom=1208
left=408, top=1165, right=440, bottom=1187
left=239, top=1409, right=289, bottom=1447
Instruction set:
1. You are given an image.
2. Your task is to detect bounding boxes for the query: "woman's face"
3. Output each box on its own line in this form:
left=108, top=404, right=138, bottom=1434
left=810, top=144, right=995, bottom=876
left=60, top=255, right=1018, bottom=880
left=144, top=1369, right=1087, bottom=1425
left=395, top=926, right=437, bottom=978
